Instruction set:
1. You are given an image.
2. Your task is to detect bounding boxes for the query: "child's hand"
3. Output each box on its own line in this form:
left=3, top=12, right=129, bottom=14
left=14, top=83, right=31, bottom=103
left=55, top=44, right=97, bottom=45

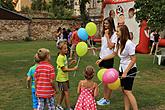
left=27, top=85, right=30, bottom=89
left=70, top=60, right=77, bottom=65
left=74, top=66, right=78, bottom=71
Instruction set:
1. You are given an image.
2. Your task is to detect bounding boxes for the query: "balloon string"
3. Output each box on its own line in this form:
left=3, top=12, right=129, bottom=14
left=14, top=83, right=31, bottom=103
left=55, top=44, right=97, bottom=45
left=87, top=39, right=97, bottom=56
left=73, top=57, right=81, bottom=77
left=119, top=71, right=140, bottom=78
left=76, top=57, right=81, bottom=67
left=98, top=82, right=102, bottom=87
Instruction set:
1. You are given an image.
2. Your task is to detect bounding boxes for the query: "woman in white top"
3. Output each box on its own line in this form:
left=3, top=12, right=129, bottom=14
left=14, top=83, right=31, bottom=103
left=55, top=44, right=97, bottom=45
left=97, top=17, right=118, bottom=105
left=96, top=25, right=138, bottom=110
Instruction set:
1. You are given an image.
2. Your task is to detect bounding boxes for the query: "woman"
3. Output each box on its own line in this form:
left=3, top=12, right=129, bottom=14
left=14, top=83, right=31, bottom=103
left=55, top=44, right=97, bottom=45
left=96, top=17, right=117, bottom=105
left=96, top=25, right=138, bottom=110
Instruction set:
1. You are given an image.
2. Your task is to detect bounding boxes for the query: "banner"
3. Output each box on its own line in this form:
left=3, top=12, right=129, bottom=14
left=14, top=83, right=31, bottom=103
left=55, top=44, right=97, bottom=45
left=104, top=0, right=135, bottom=4
left=104, top=1, right=140, bottom=45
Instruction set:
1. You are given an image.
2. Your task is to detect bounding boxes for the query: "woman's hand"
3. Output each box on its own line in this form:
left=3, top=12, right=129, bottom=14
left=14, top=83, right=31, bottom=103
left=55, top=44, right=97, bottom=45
left=105, top=29, right=110, bottom=38
left=96, top=59, right=102, bottom=66
left=121, top=72, right=127, bottom=78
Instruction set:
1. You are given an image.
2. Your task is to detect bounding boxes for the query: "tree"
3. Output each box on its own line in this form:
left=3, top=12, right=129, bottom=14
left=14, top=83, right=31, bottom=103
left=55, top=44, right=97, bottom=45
left=31, top=0, right=47, bottom=11
left=134, top=0, right=165, bottom=31
left=51, top=0, right=74, bottom=19
left=79, top=0, right=90, bottom=26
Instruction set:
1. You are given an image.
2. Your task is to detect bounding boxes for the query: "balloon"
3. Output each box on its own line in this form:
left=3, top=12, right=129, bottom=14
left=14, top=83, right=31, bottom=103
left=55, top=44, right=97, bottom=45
left=77, top=28, right=88, bottom=41
left=108, top=78, right=121, bottom=90
left=102, top=68, right=119, bottom=84
left=85, top=22, right=97, bottom=36
left=97, top=68, right=107, bottom=81
left=76, top=42, right=88, bottom=57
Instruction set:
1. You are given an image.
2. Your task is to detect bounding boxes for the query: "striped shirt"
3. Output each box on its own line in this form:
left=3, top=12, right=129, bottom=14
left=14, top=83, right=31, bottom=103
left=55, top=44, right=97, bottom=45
left=35, top=61, right=55, bottom=98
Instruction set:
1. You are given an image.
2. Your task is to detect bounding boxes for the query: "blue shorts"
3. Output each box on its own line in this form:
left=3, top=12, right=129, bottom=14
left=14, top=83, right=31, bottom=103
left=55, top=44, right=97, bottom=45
left=32, top=91, right=38, bottom=109
left=37, top=97, right=55, bottom=110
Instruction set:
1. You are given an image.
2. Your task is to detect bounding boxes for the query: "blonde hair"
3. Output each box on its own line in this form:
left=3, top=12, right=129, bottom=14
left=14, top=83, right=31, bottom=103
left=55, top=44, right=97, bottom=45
left=37, top=48, right=50, bottom=61
left=84, top=66, right=95, bottom=80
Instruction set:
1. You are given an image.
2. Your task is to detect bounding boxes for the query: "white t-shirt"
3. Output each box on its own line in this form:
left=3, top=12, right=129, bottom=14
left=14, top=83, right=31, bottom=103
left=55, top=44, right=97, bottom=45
left=99, top=32, right=117, bottom=59
left=114, top=40, right=136, bottom=72
left=150, top=32, right=155, bottom=41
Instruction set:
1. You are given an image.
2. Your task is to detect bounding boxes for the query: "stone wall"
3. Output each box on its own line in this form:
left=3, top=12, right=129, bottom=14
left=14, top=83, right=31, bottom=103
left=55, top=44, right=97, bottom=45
left=0, top=19, right=101, bottom=41
left=0, top=20, right=29, bottom=41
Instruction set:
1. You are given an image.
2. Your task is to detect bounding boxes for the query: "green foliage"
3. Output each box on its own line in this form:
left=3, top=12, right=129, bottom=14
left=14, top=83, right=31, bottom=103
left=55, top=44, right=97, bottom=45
left=51, top=0, right=74, bottom=19
left=31, top=0, right=48, bottom=11
left=1, top=0, right=14, bottom=10
left=79, top=0, right=90, bottom=26
left=134, top=0, right=165, bottom=31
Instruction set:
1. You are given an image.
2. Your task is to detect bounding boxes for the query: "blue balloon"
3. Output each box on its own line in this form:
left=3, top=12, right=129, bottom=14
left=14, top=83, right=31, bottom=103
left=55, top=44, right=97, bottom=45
left=77, top=28, right=88, bottom=41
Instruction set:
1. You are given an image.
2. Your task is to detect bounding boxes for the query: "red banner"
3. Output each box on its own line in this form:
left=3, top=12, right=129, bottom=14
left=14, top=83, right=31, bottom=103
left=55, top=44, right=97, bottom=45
left=104, top=0, right=134, bottom=4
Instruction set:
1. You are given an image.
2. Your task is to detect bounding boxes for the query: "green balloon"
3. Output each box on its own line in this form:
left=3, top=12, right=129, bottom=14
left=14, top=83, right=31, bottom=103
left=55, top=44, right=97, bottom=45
left=97, top=69, right=107, bottom=81
left=76, top=42, right=88, bottom=57
left=85, top=22, right=97, bottom=36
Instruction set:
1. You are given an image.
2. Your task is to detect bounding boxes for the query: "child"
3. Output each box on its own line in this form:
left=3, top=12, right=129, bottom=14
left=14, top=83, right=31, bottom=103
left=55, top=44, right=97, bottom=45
left=75, top=66, right=98, bottom=110
left=69, top=28, right=80, bottom=60
left=34, top=48, right=56, bottom=110
left=97, top=17, right=117, bottom=105
left=56, top=41, right=78, bottom=110
left=96, top=25, right=138, bottom=110
left=26, top=54, right=40, bottom=110
left=150, top=30, right=160, bottom=55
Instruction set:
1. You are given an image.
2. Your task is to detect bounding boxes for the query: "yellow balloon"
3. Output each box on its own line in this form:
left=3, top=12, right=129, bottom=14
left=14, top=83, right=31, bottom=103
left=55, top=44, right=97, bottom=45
left=107, top=78, right=121, bottom=90
left=85, top=22, right=97, bottom=36
left=76, top=42, right=88, bottom=57
left=97, top=68, right=107, bottom=81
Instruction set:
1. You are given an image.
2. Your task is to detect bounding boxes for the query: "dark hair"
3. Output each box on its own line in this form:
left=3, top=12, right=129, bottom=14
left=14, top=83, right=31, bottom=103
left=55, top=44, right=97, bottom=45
left=117, top=25, right=130, bottom=54
left=128, top=8, right=135, bottom=12
left=84, top=66, right=95, bottom=80
left=57, top=27, right=62, bottom=32
left=57, top=40, right=67, bottom=49
left=102, top=17, right=116, bottom=37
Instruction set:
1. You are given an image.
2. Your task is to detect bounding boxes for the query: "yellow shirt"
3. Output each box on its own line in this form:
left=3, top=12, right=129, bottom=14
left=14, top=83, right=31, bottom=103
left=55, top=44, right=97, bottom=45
left=56, top=54, right=68, bottom=82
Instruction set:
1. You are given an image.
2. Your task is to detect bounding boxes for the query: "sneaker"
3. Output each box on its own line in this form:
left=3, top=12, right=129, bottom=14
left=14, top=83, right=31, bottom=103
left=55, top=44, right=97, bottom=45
left=97, top=98, right=104, bottom=104
left=97, top=98, right=110, bottom=106
left=56, top=105, right=64, bottom=110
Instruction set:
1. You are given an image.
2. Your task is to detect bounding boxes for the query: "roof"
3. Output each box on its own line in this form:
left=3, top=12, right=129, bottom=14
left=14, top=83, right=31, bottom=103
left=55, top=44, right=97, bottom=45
left=0, top=7, right=30, bottom=20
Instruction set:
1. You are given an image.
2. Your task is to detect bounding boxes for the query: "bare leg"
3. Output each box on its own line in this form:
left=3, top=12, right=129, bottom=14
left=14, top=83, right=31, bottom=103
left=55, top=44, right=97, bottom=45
left=103, top=84, right=112, bottom=100
left=155, top=43, right=159, bottom=55
left=150, top=43, right=155, bottom=55
left=124, top=93, right=130, bottom=110
left=64, top=91, right=71, bottom=109
left=57, top=91, right=65, bottom=105
left=124, top=90, right=138, bottom=110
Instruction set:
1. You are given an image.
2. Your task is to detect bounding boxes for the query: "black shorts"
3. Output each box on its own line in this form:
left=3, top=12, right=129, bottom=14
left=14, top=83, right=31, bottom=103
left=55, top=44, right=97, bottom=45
left=99, top=58, right=114, bottom=69
left=119, top=67, right=137, bottom=91
left=150, top=40, right=154, bottom=46
left=57, top=80, right=69, bottom=91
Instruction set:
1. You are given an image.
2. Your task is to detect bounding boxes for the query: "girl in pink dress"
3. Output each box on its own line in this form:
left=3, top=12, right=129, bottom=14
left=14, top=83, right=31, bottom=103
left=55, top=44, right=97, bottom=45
left=75, top=66, right=99, bottom=110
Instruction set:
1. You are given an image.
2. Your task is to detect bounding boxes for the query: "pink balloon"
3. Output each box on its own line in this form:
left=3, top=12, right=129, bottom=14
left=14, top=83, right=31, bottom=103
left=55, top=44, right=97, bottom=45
left=102, top=68, right=119, bottom=84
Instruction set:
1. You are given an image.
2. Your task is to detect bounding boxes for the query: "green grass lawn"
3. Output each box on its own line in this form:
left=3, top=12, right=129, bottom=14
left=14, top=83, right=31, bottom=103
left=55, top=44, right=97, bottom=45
left=0, top=41, right=165, bottom=110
